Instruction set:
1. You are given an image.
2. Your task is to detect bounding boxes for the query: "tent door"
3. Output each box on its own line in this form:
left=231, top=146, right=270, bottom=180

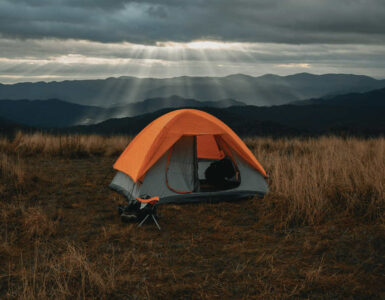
left=197, top=135, right=241, bottom=192
left=165, top=136, right=199, bottom=194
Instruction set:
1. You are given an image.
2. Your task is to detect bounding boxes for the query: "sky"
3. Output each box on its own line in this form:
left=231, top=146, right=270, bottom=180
left=0, top=0, right=385, bottom=83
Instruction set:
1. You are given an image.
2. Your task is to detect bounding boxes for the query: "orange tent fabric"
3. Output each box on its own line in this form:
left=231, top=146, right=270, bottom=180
left=197, top=135, right=225, bottom=160
left=114, top=109, right=267, bottom=182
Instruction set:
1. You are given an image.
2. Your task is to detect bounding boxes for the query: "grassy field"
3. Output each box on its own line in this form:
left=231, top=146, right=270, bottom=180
left=1, top=132, right=384, bottom=299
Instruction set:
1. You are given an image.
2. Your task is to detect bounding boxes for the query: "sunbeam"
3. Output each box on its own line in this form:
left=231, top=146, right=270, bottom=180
left=1, top=38, right=385, bottom=84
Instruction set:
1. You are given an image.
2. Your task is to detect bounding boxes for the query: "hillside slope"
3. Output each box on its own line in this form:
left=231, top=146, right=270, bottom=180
left=294, top=87, right=385, bottom=107
left=68, top=104, right=385, bottom=136
left=0, top=96, right=245, bottom=127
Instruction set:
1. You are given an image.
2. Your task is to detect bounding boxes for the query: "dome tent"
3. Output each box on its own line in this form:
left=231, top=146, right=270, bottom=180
left=110, top=109, right=268, bottom=204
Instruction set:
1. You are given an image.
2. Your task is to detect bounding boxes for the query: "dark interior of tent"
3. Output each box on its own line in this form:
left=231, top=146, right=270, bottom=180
left=198, top=157, right=241, bottom=192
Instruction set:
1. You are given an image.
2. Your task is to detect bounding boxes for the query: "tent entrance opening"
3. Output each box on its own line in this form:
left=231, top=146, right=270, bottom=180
left=197, top=158, right=240, bottom=192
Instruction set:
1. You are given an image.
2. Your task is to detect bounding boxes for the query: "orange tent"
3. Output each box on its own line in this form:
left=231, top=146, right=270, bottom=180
left=114, top=109, right=267, bottom=182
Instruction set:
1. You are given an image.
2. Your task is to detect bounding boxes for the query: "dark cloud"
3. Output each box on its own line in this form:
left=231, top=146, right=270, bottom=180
left=1, top=37, right=384, bottom=83
left=0, top=0, right=384, bottom=44
left=2, top=38, right=385, bottom=65
left=1, top=0, right=384, bottom=82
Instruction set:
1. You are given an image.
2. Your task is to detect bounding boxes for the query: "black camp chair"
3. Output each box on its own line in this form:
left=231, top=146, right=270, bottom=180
left=118, top=195, right=161, bottom=230
left=136, top=195, right=161, bottom=230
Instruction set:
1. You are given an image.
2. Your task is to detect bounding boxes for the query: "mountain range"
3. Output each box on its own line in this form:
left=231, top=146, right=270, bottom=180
left=0, top=73, right=384, bottom=137
left=0, top=116, right=27, bottom=135
left=1, top=73, right=384, bottom=107
left=65, top=87, right=384, bottom=136
left=293, top=87, right=385, bottom=107
left=66, top=96, right=385, bottom=137
left=0, top=96, right=244, bottom=127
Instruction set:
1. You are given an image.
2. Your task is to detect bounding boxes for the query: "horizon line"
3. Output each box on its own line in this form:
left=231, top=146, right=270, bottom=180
left=1, top=71, right=383, bottom=85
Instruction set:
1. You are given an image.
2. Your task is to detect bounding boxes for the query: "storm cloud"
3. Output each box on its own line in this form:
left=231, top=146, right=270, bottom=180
left=1, top=0, right=385, bottom=44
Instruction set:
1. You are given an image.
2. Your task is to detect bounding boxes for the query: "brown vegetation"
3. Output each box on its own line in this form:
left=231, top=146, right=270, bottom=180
left=246, top=136, right=385, bottom=226
left=0, top=132, right=131, bottom=158
left=0, top=153, right=25, bottom=189
left=0, top=132, right=384, bottom=299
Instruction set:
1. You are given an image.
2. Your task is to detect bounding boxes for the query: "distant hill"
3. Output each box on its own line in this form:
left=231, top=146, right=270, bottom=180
left=0, top=99, right=105, bottom=127
left=0, top=116, right=28, bottom=135
left=0, top=96, right=245, bottom=127
left=68, top=108, right=301, bottom=137
left=113, top=95, right=245, bottom=118
left=1, top=73, right=384, bottom=107
left=67, top=104, right=385, bottom=137
left=1, top=87, right=384, bottom=136
left=293, top=87, right=385, bottom=107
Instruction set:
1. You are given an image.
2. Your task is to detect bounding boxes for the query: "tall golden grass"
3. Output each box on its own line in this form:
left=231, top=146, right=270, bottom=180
left=0, top=153, right=25, bottom=187
left=8, top=242, right=118, bottom=299
left=1, top=132, right=384, bottom=226
left=246, top=136, right=385, bottom=226
left=0, top=132, right=131, bottom=158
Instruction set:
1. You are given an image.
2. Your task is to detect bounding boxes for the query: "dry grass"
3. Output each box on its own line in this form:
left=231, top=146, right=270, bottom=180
left=0, top=133, right=384, bottom=299
left=10, top=242, right=118, bottom=299
left=0, top=132, right=131, bottom=158
left=0, top=153, right=25, bottom=189
left=22, top=207, right=57, bottom=239
left=246, top=136, right=385, bottom=226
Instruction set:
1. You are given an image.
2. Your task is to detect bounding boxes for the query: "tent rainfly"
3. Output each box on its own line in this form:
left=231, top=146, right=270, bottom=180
left=110, top=109, right=268, bottom=204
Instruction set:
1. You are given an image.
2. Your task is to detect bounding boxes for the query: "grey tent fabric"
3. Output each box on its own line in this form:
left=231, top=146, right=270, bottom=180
left=231, top=151, right=269, bottom=195
left=110, top=136, right=197, bottom=202
left=139, top=135, right=196, bottom=197
left=198, top=160, right=211, bottom=179
left=109, top=170, right=138, bottom=204
left=165, top=136, right=196, bottom=193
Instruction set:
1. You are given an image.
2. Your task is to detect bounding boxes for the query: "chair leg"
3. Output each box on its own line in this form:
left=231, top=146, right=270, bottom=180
left=138, top=214, right=150, bottom=227
left=137, top=214, right=161, bottom=230
left=152, top=214, right=161, bottom=230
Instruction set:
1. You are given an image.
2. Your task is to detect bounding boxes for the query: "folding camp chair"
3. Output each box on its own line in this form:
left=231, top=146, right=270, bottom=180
left=136, top=196, right=161, bottom=230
